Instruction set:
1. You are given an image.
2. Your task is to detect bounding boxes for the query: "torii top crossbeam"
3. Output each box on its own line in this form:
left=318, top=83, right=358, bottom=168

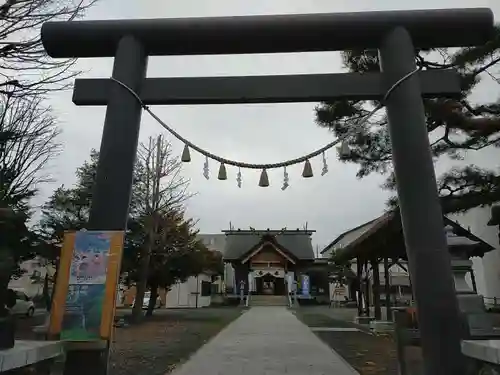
left=41, top=8, right=493, bottom=58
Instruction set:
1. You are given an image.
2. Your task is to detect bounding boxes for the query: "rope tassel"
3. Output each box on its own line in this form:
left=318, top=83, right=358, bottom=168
left=181, top=144, right=191, bottom=162
left=302, top=160, right=313, bottom=178
left=218, top=162, right=227, bottom=180
left=259, top=169, right=269, bottom=187
left=339, top=141, right=350, bottom=158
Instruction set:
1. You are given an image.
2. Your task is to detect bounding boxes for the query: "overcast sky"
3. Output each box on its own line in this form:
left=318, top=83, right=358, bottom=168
left=41, top=0, right=500, bottom=250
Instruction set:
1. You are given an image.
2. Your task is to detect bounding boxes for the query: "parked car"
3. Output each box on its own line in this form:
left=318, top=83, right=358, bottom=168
left=9, top=290, right=35, bottom=317
left=133, top=291, right=161, bottom=310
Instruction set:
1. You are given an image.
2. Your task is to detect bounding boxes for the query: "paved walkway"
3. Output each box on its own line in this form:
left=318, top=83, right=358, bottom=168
left=172, top=307, right=359, bottom=375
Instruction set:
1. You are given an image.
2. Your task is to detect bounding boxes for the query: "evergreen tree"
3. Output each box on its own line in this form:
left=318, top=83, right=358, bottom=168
left=39, top=150, right=99, bottom=242
left=315, top=27, right=500, bottom=213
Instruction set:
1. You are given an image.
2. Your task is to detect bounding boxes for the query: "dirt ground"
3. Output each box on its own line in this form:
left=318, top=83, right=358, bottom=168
left=296, top=307, right=424, bottom=375
left=14, top=307, right=241, bottom=375
left=14, top=312, right=46, bottom=340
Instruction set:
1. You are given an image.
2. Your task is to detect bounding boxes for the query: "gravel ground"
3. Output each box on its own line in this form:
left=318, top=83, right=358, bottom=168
left=109, top=308, right=242, bottom=375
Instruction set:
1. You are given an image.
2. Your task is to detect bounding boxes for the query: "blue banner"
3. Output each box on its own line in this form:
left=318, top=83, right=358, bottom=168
left=301, top=275, right=310, bottom=296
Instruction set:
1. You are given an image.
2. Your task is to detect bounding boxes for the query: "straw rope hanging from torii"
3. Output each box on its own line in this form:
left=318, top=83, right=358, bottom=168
left=109, top=65, right=420, bottom=190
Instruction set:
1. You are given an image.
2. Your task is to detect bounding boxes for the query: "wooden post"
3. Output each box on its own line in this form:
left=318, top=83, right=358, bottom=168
left=384, top=257, right=392, bottom=321
left=364, top=260, right=371, bottom=316
left=469, top=268, right=477, bottom=293
left=372, top=258, right=382, bottom=320
left=356, top=257, right=364, bottom=316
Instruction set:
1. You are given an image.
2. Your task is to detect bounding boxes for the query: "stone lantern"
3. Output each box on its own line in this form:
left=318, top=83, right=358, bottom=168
left=446, top=226, right=479, bottom=294
left=445, top=226, right=498, bottom=337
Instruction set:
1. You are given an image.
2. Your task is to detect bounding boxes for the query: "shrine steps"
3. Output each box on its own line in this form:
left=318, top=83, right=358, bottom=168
left=250, top=295, right=289, bottom=307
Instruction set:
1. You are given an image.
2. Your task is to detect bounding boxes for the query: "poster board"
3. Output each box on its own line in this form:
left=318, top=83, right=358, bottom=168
left=49, top=230, right=124, bottom=341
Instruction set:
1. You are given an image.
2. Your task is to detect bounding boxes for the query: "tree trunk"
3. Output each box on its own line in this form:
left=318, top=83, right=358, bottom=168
left=43, top=273, right=50, bottom=311
left=47, top=265, right=58, bottom=313
left=145, top=284, right=158, bottom=317
left=131, top=240, right=153, bottom=322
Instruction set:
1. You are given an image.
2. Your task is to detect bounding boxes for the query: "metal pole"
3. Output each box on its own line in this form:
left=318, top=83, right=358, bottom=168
left=378, top=27, right=464, bottom=375
left=64, top=36, right=147, bottom=375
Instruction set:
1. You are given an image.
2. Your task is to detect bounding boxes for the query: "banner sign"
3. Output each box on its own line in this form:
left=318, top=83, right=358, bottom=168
left=49, top=230, right=124, bottom=341
left=287, top=273, right=293, bottom=293
left=301, top=275, right=310, bottom=296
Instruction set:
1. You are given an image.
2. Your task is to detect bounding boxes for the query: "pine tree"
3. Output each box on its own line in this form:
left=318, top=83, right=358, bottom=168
left=315, top=27, right=500, bottom=214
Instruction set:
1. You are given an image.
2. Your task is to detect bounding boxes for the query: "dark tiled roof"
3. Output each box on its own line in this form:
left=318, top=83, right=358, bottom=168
left=223, top=231, right=315, bottom=260
left=332, top=211, right=495, bottom=262
left=320, top=218, right=379, bottom=254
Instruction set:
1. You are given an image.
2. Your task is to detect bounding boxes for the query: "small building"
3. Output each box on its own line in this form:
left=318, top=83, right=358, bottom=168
left=120, top=273, right=215, bottom=309
left=8, top=256, right=55, bottom=298
left=321, top=221, right=412, bottom=305
left=196, top=233, right=228, bottom=297
left=120, top=234, right=226, bottom=309
left=163, top=274, right=214, bottom=308
left=222, top=228, right=316, bottom=297
left=324, top=209, right=494, bottom=321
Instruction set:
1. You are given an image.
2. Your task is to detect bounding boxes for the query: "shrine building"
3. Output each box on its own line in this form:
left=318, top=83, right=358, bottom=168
left=222, top=228, right=318, bottom=297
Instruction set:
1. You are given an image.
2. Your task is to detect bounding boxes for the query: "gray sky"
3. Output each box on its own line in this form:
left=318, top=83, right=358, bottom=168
left=42, top=0, right=500, bottom=250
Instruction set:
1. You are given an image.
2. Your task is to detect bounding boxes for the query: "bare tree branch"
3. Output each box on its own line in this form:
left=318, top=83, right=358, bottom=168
left=0, top=92, right=60, bottom=208
left=0, top=0, right=98, bottom=97
left=134, top=135, right=195, bottom=216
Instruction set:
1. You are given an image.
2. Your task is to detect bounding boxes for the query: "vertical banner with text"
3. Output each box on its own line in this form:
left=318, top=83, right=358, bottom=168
left=49, top=230, right=124, bottom=341
left=301, top=275, right=310, bottom=297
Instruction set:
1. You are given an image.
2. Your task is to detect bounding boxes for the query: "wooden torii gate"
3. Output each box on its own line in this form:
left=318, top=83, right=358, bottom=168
left=41, top=8, right=494, bottom=375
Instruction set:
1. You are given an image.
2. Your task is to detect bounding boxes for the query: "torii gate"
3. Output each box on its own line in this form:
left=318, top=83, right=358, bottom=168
left=42, top=8, right=494, bottom=375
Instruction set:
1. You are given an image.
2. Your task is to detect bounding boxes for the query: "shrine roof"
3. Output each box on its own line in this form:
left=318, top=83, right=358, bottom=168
left=330, top=211, right=495, bottom=263
left=221, top=229, right=315, bottom=261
